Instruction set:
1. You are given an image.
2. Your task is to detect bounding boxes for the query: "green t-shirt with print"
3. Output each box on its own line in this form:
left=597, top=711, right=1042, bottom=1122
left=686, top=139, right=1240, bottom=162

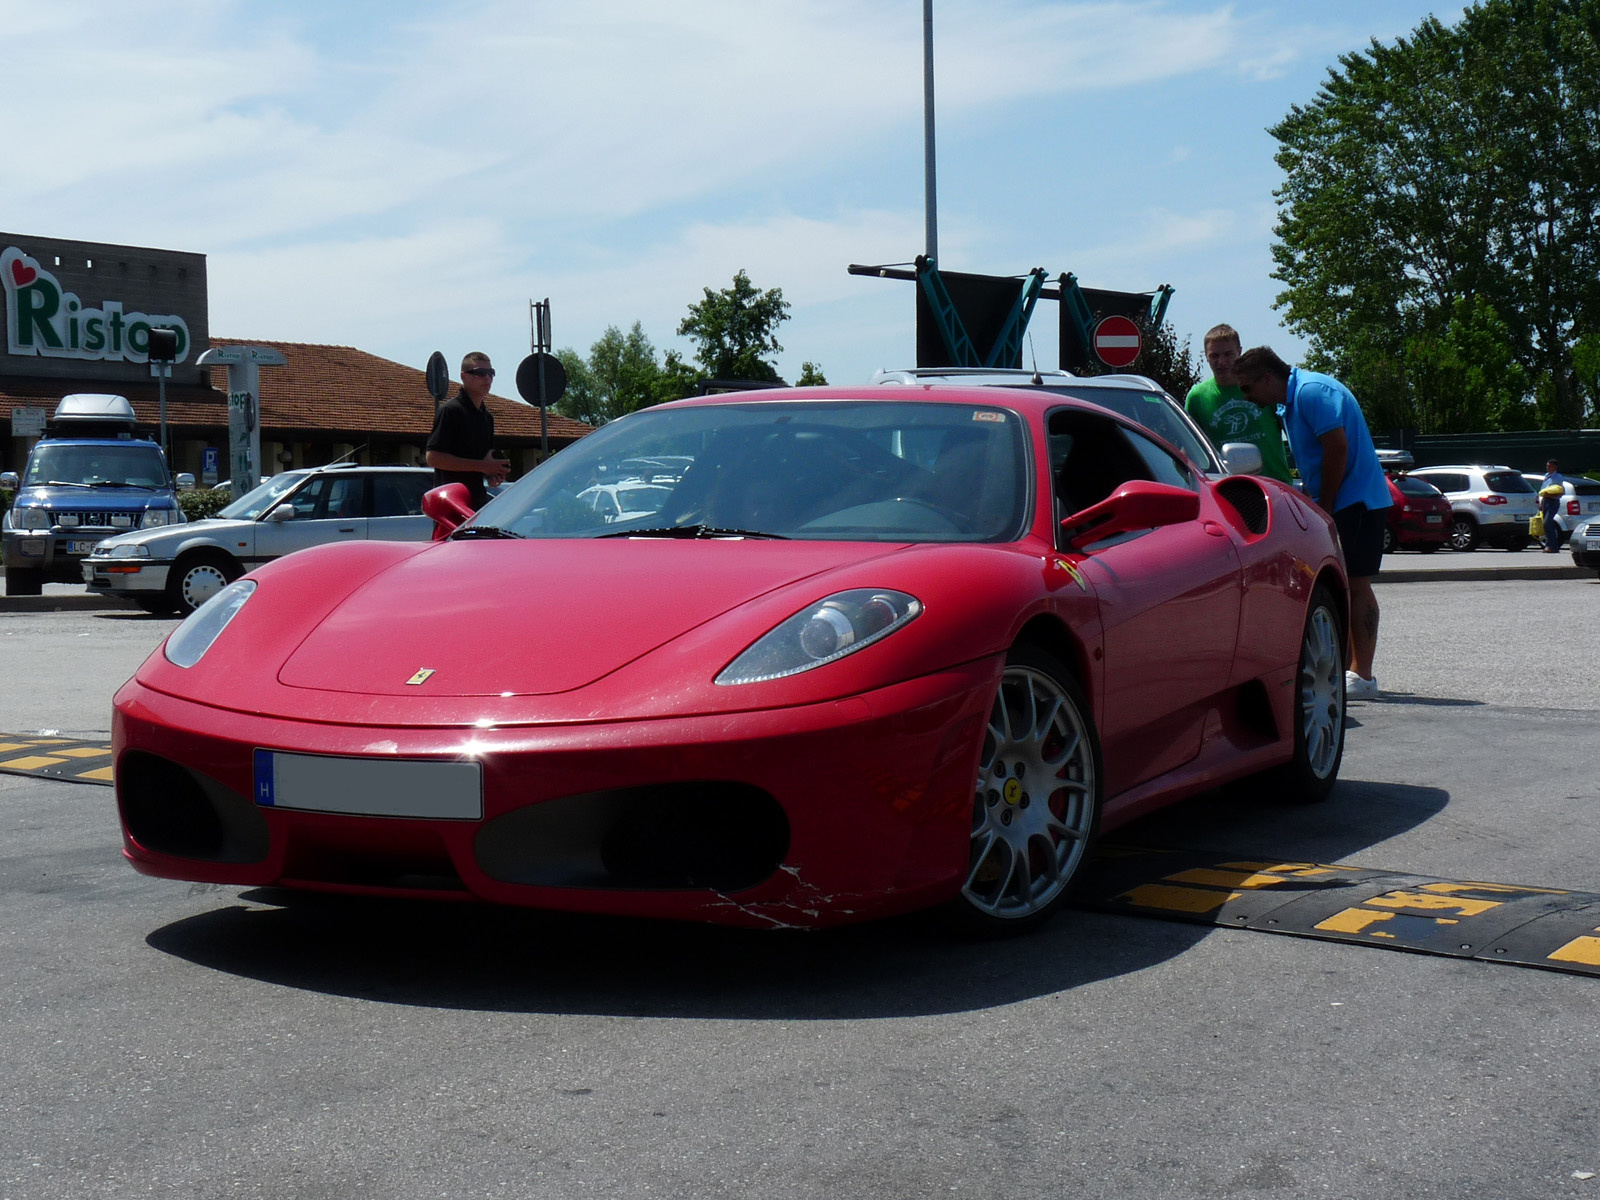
left=1184, top=377, right=1293, bottom=483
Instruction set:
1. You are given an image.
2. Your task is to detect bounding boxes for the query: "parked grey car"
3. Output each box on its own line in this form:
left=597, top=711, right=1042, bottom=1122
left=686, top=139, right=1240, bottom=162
left=82, top=464, right=435, bottom=614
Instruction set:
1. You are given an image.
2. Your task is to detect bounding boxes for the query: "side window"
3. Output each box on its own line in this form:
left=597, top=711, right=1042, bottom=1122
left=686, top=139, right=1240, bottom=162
left=1048, top=411, right=1150, bottom=518
left=1119, top=427, right=1197, bottom=492
left=374, top=474, right=429, bottom=517
left=323, top=477, right=366, bottom=520
left=288, top=476, right=330, bottom=518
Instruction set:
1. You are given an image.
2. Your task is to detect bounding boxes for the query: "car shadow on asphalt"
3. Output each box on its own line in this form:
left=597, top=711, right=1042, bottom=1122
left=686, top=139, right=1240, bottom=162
left=143, top=779, right=1448, bottom=1020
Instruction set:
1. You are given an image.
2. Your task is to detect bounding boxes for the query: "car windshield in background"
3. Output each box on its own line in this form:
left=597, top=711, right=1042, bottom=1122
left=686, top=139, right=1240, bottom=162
left=476, top=401, right=1031, bottom=542
left=23, top=443, right=169, bottom=488
left=1396, top=475, right=1444, bottom=497
left=1486, top=471, right=1535, bottom=493
left=218, top=472, right=309, bottom=521
left=1019, top=386, right=1219, bottom=473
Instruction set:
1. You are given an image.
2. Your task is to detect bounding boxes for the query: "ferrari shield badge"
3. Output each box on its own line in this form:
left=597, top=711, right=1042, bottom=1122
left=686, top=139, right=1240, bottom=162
left=405, top=668, right=436, bottom=686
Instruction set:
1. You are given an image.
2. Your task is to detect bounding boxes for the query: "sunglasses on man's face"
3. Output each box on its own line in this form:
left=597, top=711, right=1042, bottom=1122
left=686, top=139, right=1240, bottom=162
left=464, top=367, right=496, bottom=378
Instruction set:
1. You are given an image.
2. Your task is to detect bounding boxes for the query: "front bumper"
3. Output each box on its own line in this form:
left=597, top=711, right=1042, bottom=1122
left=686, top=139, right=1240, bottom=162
left=3, top=529, right=117, bottom=580
left=82, top=557, right=172, bottom=595
left=112, top=659, right=1001, bottom=928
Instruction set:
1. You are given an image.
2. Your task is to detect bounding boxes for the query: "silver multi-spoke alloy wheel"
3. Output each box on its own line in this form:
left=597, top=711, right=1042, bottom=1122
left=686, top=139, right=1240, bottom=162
left=178, top=561, right=232, bottom=613
left=1299, top=601, right=1344, bottom=781
left=964, top=656, right=1098, bottom=922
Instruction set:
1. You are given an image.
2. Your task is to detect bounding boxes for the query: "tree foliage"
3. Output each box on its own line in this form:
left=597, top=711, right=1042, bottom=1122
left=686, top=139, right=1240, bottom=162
left=677, top=269, right=791, bottom=382
left=1270, top=0, right=1600, bottom=432
left=795, top=361, right=828, bottom=386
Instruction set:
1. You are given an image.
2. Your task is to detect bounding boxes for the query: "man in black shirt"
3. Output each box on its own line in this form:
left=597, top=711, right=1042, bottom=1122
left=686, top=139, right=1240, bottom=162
left=426, top=351, right=509, bottom=508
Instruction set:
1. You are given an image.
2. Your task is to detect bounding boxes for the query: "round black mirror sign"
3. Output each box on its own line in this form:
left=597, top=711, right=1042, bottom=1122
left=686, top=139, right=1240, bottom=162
left=515, top=352, right=568, bottom=408
left=425, top=351, right=450, bottom=402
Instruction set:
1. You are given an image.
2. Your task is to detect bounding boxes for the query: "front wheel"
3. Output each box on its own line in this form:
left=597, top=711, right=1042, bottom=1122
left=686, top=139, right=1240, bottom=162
left=1448, top=516, right=1478, bottom=551
left=167, top=552, right=241, bottom=615
left=954, top=644, right=1103, bottom=933
left=4, top=567, right=43, bottom=596
left=1381, top=525, right=1396, bottom=554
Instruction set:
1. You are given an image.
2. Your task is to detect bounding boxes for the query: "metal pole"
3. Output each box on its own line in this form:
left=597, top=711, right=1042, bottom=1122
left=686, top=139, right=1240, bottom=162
left=537, top=299, right=549, bottom=459
left=923, top=0, right=938, bottom=263
left=157, top=367, right=168, bottom=461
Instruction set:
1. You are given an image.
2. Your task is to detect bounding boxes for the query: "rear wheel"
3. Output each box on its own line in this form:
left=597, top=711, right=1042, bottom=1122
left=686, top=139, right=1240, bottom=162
left=1448, top=516, right=1478, bottom=551
left=1381, top=525, right=1396, bottom=554
left=1418, top=543, right=1440, bottom=554
left=4, top=567, right=43, bottom=596
left=1262, top=585, right=1345, bottom=803
left=167, top=552, right=241, bottom=615
left=954, top=643, right=1102, bottom=933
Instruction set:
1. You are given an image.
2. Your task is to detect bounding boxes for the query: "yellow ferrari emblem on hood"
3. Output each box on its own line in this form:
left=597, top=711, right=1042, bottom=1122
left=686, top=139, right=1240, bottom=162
left=406, top=668, right=436, bottom=686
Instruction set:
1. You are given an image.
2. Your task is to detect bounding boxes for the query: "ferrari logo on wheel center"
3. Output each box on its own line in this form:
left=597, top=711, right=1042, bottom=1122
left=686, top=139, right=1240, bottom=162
left=1003, top=778, right=1023, bottom=806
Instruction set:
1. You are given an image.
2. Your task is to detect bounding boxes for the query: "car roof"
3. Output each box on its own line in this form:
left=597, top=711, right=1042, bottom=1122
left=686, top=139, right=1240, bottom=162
left=1411, top=464, right=1520, bottom=472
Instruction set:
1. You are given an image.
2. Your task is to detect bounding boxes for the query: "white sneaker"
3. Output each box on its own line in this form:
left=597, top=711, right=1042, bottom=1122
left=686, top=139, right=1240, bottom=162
left=1345, top=670, right=1379, bottom=700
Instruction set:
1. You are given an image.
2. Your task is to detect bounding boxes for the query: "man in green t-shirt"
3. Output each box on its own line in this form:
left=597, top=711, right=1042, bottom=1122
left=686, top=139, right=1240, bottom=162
left=1184, top=324, right=1293, bottom=483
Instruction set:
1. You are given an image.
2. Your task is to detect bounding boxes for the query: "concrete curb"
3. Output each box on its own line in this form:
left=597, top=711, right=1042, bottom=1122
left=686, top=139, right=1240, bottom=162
left=0, top=593, right=142, bottom=613
left=1376, top=565, right=1593, bottom=584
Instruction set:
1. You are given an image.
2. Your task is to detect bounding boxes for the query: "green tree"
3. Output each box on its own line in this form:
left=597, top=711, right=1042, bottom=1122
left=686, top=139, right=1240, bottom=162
left=554, top=348, right=602, bottom=425
left=555, top=322, right=674, bottom=424
left=795, top=362, right=828, bottom=386
left=1070, top=322, right=1200, bottom=399
left=677, top=269, right=791, bottom=382
left=1269, top=0, right=1600, bottom=432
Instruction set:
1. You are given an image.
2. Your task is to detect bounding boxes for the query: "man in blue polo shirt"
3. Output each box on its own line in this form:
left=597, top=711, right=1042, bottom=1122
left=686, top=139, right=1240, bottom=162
left=1233, top=347, right=1391, bottom=700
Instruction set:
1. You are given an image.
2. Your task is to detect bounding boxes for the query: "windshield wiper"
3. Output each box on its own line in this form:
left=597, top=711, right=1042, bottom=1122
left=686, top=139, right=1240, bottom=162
left=37, top=480, right=93, bottom=489
left=89, top=480, right=137, bottom=488
left=598, top=524, right=788, bottom=540
left=450, top=525, right=524, bottom=540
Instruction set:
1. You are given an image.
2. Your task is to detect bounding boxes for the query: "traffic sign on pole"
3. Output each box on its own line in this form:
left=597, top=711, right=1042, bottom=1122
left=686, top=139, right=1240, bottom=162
left=1092, top=315, right=1142, bottom=368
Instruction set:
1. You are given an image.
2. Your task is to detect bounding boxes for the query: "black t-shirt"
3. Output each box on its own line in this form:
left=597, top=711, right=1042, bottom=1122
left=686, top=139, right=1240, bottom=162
left=426, top=391, right=496, bottom=507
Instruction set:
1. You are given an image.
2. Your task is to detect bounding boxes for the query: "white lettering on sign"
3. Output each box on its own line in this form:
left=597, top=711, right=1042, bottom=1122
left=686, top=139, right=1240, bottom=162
left=2, top=246, right=191, bottom=365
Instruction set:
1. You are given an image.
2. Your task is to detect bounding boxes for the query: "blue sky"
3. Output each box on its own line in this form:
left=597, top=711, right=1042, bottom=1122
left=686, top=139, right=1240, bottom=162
left=3, top=0, right=1469, bottom=395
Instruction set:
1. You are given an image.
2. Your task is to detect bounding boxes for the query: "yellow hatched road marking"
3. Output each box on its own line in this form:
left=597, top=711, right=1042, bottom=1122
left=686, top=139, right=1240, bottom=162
left=76, top=766, right=115, bottom=782
left=1316, top=908, right=1396, bottom=934
left=1548, top=935, right=1600, bottom=967
left=1168, top=868, right=1298, bottom=890
left=1121, top=884, right=1244, bottom=913
left=2, top=755, right=66, bottom=769
left=0, top=743, right=31, bottom=753
left=1365, top=891, right=1501, bottom=917
left=54, top=746, right=110, bottom=759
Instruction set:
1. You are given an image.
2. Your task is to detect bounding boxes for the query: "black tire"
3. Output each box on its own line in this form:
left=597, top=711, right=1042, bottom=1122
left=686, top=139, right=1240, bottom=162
left=1381, top=525, right=1396, bottom=554
left=135, top=597, right=179, bottom=616
left=1447, top=515, right=1478, bottom=551
left=1259, top=584, right=1346, bottom=803
left=1418, top=543, right=1440, bottom=554
left=166, top=551, right=241, bottom=615
left=950, top=643, right=1103, bottom=935
left=4, top=567, right=43, bottom=596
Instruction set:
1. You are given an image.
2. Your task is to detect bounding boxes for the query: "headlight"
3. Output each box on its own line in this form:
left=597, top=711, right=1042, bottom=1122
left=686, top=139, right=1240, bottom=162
left=110, top=514, right=134, bottom=528
left=141, top=508, right=180, bottom=528
left=58, top=513, right=80, bottom=527
left=109, top=543, right=150, bottom=558
left=716, top=589, right=922, bottom=685
left=164, top=580, right=256, bottom=668
left=19, top=507, right=50, bottom=531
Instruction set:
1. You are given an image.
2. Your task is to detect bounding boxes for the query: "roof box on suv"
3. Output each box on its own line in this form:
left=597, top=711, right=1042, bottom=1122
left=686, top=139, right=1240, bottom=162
left=48, top=394, right=138, bottom=439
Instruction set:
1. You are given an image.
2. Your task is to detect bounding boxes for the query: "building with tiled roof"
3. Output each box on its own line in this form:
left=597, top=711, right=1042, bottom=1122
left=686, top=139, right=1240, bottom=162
left=2, top=232, right=591, bottom=485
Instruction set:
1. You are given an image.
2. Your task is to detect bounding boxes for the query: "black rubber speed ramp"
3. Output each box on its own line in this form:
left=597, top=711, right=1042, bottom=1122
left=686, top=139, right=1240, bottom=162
left=0, top=734, right=113, bottom=786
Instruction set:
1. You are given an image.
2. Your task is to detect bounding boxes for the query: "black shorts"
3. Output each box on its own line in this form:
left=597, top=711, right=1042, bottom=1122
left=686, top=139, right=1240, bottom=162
left=1334, top=502, right=1387, bottom=578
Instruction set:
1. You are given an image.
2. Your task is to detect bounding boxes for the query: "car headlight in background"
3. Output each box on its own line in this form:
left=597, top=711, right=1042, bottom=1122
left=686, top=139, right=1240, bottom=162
left=164, top=580, right=256, bottom=669
left=19, top=507, right=50, bottom=530
left=141, top=508, right=180, bottom=528
left=716, top=589, right=922, bottom=685
left=107, top=543, right=150, bottom=558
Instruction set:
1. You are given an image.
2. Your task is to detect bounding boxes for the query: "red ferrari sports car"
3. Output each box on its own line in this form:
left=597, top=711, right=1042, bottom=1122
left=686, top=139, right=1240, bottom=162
left=114, top=385, right=1349, bottom=930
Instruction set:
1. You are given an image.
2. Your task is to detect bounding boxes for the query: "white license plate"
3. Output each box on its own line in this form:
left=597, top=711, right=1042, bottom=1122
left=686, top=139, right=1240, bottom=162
left=253, top=750, right=483, bottom=820
left=1587, top=501, right=1600, bottom=513
left=80, top=563, right=96, bottom=582
left=67, top=539, right=99, bottom=554
left=1425, top=514, right=1443, bottom=523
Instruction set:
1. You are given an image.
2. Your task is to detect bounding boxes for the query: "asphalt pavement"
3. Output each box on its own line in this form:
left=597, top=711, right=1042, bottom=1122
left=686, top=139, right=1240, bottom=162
left=2, top=579, right=1598, bottom=1199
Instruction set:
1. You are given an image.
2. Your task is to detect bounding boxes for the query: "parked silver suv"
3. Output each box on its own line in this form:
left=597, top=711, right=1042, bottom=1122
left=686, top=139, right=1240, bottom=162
left=1406, top=465, right=1538, bottom=551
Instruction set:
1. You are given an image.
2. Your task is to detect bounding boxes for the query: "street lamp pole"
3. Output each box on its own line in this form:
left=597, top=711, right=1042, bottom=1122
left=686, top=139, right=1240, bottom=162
left=923, top=0, right=938, bottom=264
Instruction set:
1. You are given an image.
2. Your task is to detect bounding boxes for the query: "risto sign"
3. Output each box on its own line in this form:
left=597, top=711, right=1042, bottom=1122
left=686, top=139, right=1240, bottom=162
left=2, top=245, right=191, bottom=365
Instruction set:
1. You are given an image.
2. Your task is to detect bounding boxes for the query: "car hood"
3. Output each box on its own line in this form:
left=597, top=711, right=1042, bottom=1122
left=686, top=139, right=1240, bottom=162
left=15, top=484, right=175, bottom=507
left=277, top=538, right=906, bottom=697
left=95, top=517, right=241, bottom=552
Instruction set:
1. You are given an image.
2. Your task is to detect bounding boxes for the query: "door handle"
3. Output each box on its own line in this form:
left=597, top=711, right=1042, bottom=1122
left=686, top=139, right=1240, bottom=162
left=1201, top=520, right=1228, bottom=537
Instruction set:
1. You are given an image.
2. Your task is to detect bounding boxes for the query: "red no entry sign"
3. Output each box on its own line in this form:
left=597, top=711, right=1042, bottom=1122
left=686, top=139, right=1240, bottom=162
left=1093, top=315, right=1142, bottom=368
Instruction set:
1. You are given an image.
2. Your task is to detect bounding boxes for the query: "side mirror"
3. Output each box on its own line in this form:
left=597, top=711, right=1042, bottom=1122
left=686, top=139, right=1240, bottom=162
left=175, top=472, right=196, bottom=492
left=1220, top=443, right=1263, bottom=476
left=1059, top=480, right=1200, bottom=550
left=267, top=503, right=296, bottom=523
left=0, top=472, right=18, bottom=491
left=422, top=482, right=475, bottom=540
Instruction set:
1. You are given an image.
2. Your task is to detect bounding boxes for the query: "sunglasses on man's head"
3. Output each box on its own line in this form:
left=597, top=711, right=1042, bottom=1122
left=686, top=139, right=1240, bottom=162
left=464, top=367, right=495, bottom=378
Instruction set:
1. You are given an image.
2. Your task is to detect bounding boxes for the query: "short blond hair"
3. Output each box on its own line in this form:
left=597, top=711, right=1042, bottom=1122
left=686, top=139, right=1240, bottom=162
left=1203, top=324, right=1241, bottom=350
left=460, top=351, right=492, bottom=373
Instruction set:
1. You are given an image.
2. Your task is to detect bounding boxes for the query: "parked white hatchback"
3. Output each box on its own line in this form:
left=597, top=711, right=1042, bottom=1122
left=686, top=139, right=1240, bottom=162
left=1406, top=464, right=1539, bottom=551
left=82, top=464, right=436, bottom=614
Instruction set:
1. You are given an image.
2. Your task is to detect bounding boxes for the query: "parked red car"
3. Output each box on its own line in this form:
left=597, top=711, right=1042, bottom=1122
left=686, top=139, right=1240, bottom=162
left=113, top=385, right=1349, bottom=932
left=1384, top=473, right=1453, bottom=553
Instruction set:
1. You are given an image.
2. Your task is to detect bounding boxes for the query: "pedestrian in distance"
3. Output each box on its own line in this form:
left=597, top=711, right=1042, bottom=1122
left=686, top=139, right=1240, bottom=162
left=1233, top=347, right=1391, bottom=701
left=1183, top=324, right=1294, bottom=484
left=1538, top=458, right=1568, bottom=554
left=426, top=352, right=510, bottom=509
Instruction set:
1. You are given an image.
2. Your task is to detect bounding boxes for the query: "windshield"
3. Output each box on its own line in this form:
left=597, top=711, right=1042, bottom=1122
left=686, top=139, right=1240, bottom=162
left=1486, top=471, right=1534, bottom=494
left=24, top=442, right=169, bottom=488
left=1020, top=386, right=1220, bottom=473
left=474, top=400, right=1031, bottom=542
left=219, top=472, right=310, bottom=520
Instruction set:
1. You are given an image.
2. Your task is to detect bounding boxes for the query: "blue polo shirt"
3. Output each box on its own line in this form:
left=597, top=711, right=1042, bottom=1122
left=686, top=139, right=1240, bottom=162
left=1281, top=368, right=1391, bottom=513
